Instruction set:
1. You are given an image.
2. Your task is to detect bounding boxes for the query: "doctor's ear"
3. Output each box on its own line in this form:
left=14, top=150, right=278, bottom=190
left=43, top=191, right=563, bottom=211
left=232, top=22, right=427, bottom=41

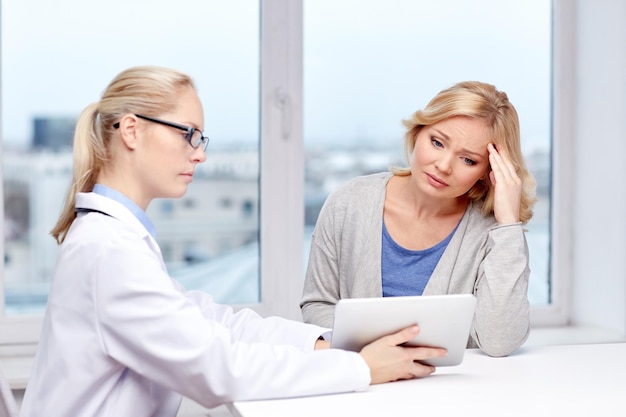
left=115, top=114, right=140, bottom=150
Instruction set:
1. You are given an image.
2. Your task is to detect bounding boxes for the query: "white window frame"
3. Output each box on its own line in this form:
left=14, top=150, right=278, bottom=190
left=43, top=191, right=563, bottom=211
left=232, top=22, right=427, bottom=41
left=254, top=0, right=305, bottom=321
left=529, top=0, right=574, bottom=327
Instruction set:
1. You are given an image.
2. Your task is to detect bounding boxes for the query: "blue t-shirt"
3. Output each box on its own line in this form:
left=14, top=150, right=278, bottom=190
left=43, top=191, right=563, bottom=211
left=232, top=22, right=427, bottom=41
left=381, top=220, right=457, bottom=296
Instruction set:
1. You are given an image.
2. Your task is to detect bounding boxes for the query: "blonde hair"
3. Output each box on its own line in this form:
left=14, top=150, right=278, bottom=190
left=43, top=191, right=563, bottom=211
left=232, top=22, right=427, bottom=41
left=390, top=81, right=536, bottom=224
left=51, top=66, right=196, bottom=244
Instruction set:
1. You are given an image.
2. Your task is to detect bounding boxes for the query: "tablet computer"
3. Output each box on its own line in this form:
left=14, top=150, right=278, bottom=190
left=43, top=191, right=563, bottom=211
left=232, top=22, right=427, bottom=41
left=330, top=294, right=477, bottom=366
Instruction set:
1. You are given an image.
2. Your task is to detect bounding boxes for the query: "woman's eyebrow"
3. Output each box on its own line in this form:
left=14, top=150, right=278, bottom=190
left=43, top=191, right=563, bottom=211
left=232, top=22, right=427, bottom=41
left=431, top=128, right=449, bottom=140
left=432, top=128, right=488, bottom=159
left=462, top=148, right=488, bottom=159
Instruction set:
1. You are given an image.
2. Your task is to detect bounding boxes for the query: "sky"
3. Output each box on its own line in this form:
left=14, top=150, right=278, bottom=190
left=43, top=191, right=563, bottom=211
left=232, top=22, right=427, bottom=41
left=1, top=0, right=551, bottom=153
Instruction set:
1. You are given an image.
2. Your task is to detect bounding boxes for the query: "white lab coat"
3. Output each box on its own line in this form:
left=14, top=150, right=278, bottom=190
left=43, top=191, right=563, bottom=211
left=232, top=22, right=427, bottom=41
left=20, top=192, right=370, bottom=417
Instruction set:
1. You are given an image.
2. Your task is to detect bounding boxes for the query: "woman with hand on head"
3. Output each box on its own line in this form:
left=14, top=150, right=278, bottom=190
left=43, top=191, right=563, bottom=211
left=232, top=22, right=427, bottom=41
left=20, top=66, right=447, bottom=417
left=301, top=81, right=537, bottom=358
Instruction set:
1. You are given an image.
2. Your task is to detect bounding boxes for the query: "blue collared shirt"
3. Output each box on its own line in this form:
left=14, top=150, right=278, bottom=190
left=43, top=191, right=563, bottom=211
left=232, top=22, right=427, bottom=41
left=92, top=184, right=156, bottom=238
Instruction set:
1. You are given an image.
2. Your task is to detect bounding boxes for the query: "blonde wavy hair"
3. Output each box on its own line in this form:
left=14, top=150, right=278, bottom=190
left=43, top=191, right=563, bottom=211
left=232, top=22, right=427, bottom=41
left=390, top=81, right=536, bottom=224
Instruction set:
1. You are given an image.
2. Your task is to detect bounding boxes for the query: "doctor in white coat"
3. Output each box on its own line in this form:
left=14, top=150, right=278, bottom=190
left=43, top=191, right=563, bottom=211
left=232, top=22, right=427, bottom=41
left=19, top=66, right=447, bottom=417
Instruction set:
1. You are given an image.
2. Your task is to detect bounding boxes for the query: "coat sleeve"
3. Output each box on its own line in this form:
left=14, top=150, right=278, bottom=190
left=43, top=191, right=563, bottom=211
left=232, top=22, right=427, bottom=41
left=93, top=234, right=371, bottom=409
left=177, top=282, right=330, bottom=349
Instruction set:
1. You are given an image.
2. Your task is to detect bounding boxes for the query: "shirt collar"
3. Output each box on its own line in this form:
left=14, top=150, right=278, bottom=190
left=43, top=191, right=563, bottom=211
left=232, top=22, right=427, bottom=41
left=92, top=184, right=157, bottom=238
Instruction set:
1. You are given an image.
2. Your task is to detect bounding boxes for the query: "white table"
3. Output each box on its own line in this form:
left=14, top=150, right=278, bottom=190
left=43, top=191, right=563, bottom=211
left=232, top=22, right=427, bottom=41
left=228, top=343, right=626, bottom=417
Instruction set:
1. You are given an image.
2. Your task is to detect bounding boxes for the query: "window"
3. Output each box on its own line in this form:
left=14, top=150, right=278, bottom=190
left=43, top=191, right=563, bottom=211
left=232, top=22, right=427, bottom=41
left=303, top=0, right=553, bottom=311
left=1, top=0, right=262, bottom=315
left=1, top=1, right=308, bottom=346
left=1, top=1, right=579, bottom=354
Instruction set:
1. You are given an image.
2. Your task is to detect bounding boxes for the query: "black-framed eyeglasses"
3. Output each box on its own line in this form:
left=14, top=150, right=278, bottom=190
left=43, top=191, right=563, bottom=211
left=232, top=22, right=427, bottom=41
left=114, top=114, right=210, bottom=151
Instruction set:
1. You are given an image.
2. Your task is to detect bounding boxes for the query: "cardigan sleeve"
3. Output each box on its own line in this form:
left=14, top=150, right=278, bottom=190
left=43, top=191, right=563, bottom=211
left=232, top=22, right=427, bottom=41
left=423, top=204, right=531, bottom=357
left=301, top=173, right=390, bottom=329
left=470, top=223, right=531, bottom=357
left=300, top=190, right=343, bottom=329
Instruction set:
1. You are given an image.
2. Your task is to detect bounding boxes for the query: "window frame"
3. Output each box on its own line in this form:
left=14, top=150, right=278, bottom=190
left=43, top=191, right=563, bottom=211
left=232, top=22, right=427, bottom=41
left=529, top=0, right=573, bottom=327
left=0, top=0, right=577, bottom=350
left=250, top=0, right=305, bottom=321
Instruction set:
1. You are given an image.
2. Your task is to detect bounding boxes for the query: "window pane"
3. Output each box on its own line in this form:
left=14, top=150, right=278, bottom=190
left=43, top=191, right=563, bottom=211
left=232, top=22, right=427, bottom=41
left=303, top=0, right=551, bottom=305
left=2, top=0, right=260, bottom=314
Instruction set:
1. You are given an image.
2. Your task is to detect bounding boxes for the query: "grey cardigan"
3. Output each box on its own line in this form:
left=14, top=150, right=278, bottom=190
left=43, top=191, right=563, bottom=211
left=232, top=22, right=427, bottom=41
left=301, top=172, right=530, bottom=357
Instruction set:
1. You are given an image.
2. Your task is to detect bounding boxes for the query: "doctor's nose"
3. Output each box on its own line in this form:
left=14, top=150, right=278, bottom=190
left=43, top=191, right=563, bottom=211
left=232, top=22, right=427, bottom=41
left=192, top=146, right=207, bottom=163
